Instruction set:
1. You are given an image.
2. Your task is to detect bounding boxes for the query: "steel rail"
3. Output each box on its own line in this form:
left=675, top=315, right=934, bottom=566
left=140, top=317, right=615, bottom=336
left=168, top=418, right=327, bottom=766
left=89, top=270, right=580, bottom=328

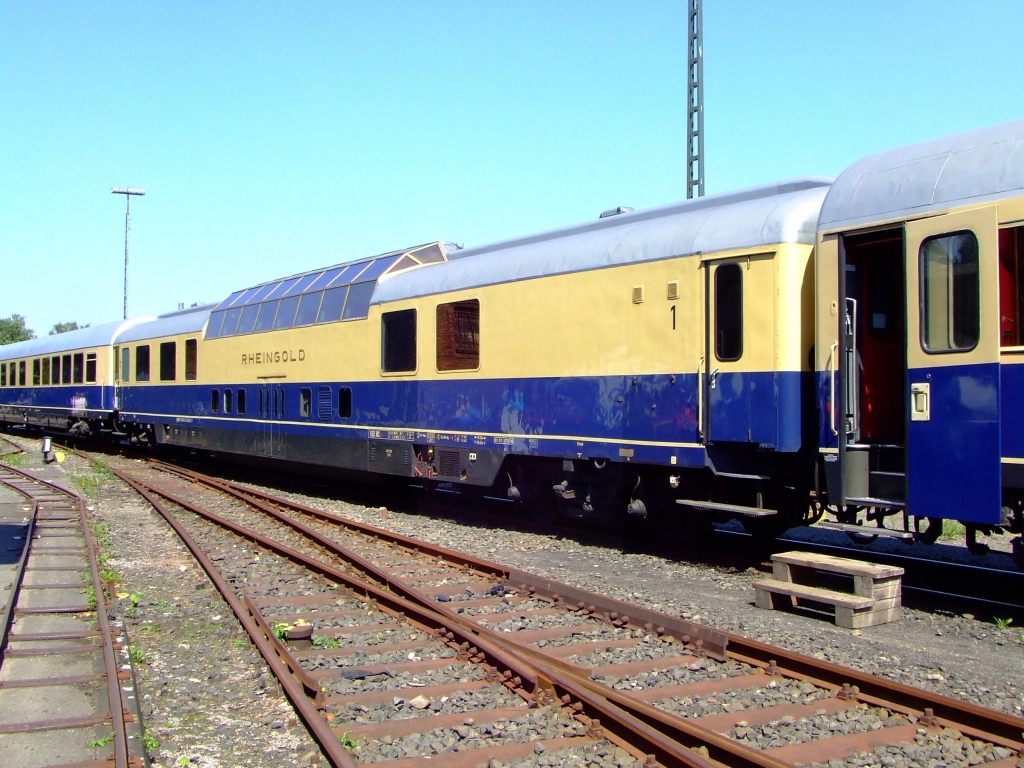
left=0, top=457, right=132, bottom=768
left=153, top=460, right=1024, bottom=757
left=111, top=470, right=360, bottom=768
left=141, top=463, right=811, bottom=768
left=0, top=470, right=36, bottom=674
left=102, top=459, right=724, bottom=768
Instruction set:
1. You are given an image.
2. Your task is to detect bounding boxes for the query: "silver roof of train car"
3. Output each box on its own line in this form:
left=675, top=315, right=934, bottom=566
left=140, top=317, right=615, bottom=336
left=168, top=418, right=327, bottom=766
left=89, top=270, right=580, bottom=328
left=115, top=303, right=215, bottom=344
left=819, top=119, right=1024, bottom=232
left=0, top=317, right=152, bottom=361
left=372, top=177, right=833, bottom=304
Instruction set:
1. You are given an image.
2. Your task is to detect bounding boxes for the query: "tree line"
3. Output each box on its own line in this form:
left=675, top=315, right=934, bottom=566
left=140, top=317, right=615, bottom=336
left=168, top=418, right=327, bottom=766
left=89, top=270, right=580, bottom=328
left=0, top=315, right=90, bottom=345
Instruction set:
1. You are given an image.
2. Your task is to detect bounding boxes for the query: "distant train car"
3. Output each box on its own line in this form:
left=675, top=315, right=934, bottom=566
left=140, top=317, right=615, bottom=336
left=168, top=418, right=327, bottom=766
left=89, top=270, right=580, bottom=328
left=0, top=319, right=149, bottom=436
left=815, top=120, right=1024, bottom=565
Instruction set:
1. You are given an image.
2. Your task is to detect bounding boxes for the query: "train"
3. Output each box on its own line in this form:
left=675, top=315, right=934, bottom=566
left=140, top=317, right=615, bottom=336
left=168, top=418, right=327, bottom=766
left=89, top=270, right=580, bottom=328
left=2, top=119, right=1023, bottom=569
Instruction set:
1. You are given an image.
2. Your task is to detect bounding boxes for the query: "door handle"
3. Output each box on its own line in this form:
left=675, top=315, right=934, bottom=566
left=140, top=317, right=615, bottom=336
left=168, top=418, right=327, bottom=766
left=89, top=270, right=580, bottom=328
left=709, top=367, right=720, bottom=390
left=910, top=382, right=930, bottom=421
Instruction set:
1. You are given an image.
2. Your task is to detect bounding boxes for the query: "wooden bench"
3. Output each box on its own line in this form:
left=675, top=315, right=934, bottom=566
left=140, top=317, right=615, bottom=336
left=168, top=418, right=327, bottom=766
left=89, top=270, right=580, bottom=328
left=753, top=551, right=903, bottom=629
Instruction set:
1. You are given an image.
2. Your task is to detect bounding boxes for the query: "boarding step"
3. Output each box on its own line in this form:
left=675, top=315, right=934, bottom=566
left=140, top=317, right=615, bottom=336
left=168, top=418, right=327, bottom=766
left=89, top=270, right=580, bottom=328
left=816, top=521, right=914, bottom=540
left=753, top=550, right=903, bottom=629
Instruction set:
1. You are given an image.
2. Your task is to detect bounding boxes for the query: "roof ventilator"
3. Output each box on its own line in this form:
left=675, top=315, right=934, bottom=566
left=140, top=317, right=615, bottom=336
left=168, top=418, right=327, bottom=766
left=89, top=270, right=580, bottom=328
left=599, top=206, right=634, bottom=219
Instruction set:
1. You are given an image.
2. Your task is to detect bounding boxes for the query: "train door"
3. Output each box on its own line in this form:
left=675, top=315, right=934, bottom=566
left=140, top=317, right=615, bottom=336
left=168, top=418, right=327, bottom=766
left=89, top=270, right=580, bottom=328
left=902, top=206, right=1001, bottom=524
left=838, top=229, right=907, bottom=507
left=113, top=346, right=121, bottom=410
left=702, top=255, right=775, bottom=443
left=260, top=385, right=280, bottom=456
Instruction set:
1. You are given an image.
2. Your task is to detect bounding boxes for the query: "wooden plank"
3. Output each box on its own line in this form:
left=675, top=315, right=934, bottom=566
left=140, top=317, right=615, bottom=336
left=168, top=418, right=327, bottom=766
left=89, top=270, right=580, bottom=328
left=771, top=551, right=904, bottom=579
left=752, top=581, right=875, bottom=610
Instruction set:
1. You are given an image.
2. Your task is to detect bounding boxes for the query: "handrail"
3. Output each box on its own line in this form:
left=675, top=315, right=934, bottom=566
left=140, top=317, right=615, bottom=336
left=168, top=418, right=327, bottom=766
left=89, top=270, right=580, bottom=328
left=829, top=341, right=838, bottom=436
left=696, top=355, right=705, bottom=440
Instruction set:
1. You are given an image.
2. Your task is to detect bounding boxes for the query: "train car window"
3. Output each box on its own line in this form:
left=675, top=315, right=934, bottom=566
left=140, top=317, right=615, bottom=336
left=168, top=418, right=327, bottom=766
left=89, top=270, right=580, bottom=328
left=338, top=387, right=352, bottom=419
left=135, top=346, right=150, bottom=382
left=307, top=267, right=343, bottom=292
left=237, top=303, right=260, bottom=335
left=317, top=386, right=331, bottom=420
left=343, top=282, right=375, bottom=320
left=160, top=342, right=176, bottom=381
left=185, top=339, right=198, bottom=380
left=41, top=357, right=50, bottom=385
left=920, top=232, right=980, bottom=352
left=121, top=348, right=130, bottom=383
left=73, top=353, right=84, bottom=384
left=317, top=286, right=348, bottom=323
left=61, top=355, right=71, bottom=384
left=19, top=360, right=26, bottom=386
left=275, top=388, right=284, bottom=418
left=294, top=291, right=323, bottom=327
left=264, top=278, right=299, bottom=301
left=247, top=282, right=280, bottom=305
left=299, top=387, right=312, bottom=417
left=715, top=263, right=743, bottom=362
left=274, top=295, right=301, bottom=329
left=53, top=356, right=61, bottom=384
left=224, top=388, right=232, bottom=413
left=32, top=359, right=41, bottom=386
left=258, top=389, right=265, bottom=417
left=1, top=363, right=6, bottom=387
left=436, top=299, right=480, bottom=371
left=206, top=310, right=226, bottom=339
left=381, top=309, right=417, bottom=373
left=219, top=307, right=243, bottom=337
left=284, top=272, right=319, bottom=296
left=329, top=262, right=368, bottom=287
left=236, top=389, right=246, bottom=414
left=998, top=226, right=1024, bottom=346
left=113, top=347, right=119, bottom=381
left=211, top=389, right=220, bottom=413
left=254, top=300, right=280, bottom=332
left=86, top=353, right=97, bottom=383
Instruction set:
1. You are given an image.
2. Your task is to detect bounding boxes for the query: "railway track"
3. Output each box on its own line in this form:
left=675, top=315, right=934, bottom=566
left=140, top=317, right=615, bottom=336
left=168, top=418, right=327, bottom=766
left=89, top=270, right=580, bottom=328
left=0, top=442, right=145, bottom=767
left=63, top=447, right=1024, bottom=768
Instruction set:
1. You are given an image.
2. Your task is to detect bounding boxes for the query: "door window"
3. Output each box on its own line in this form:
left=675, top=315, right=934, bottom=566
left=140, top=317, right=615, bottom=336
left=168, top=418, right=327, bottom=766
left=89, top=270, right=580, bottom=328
left=920, top=232, right=980, bottom=352
left=714, top=263, right=743, bottom=361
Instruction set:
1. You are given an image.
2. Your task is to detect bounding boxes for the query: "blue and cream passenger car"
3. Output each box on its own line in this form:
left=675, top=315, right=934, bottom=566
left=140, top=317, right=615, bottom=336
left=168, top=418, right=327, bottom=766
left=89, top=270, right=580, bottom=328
left=815, top=120, right=1024, bottom=556
left=0, top=319, right=149, bottom=435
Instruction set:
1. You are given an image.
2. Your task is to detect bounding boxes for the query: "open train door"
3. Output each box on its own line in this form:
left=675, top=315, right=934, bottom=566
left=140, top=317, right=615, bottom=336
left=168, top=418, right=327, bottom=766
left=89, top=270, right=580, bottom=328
left=903, top=205, right=1002, bottom=525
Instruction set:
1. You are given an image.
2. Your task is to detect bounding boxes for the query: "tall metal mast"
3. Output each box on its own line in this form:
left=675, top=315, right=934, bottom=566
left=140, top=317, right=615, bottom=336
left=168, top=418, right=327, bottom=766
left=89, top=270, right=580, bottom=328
left=686, top=0, right=704, bottom=199
left=111, top=187, right=145, bottom=319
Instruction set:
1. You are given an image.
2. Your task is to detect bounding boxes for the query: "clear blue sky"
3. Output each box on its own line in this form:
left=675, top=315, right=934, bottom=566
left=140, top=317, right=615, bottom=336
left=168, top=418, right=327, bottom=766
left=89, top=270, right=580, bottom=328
left=2, top=2, right=1022, bottom=335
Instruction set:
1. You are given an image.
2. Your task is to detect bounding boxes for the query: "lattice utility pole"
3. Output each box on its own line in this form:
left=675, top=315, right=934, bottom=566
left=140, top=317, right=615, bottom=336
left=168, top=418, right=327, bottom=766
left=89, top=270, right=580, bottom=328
left=111, top=187, right=145, bottom=319
left=687, top=0, right=704, bottom=199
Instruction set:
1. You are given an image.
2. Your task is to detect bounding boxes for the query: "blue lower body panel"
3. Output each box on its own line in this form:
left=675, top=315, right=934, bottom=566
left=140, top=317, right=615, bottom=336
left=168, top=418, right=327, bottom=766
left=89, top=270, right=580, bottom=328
left=907, top=363, right=1000, bottom=525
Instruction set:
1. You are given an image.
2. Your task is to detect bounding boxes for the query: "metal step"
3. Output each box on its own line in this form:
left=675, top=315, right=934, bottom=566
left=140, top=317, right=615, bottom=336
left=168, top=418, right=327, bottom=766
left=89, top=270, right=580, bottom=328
left=676, top=499, right=777, bottom=517
left=817, top=520, right=914, bottom=540
left=844, top=496, right=905, bottom=509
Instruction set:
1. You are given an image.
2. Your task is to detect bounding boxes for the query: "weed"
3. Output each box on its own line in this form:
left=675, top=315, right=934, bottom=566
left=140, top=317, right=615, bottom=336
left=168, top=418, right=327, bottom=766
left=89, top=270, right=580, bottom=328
left=88, top=732, right=115, bottom=748
left=129, top=646, right=147, bottom=664
left=81, top=584, right=97, bottom=611
left=271, top=622, right=290, bottom=640
left=374, top=632, right=385, bottom=643
left=312, top=635, right=342, bottom=650
left=72, top=472, right=103, bottom=498
left=178, top=757, right=190, bottom=768
left=940, top=519, right=966, bottom=540
left=0, top=452, right=26, bottom=466
left=232, top=636, right=248, bottom=649
left=142, top=731, right=159, bottom=754
left=99, top=568, right=118, bottom=583
left=995, top=617, right=1014, bottom=630
left=338, top=731, right=361, bottom=751
left=126, top=593, right=142, bottom=617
